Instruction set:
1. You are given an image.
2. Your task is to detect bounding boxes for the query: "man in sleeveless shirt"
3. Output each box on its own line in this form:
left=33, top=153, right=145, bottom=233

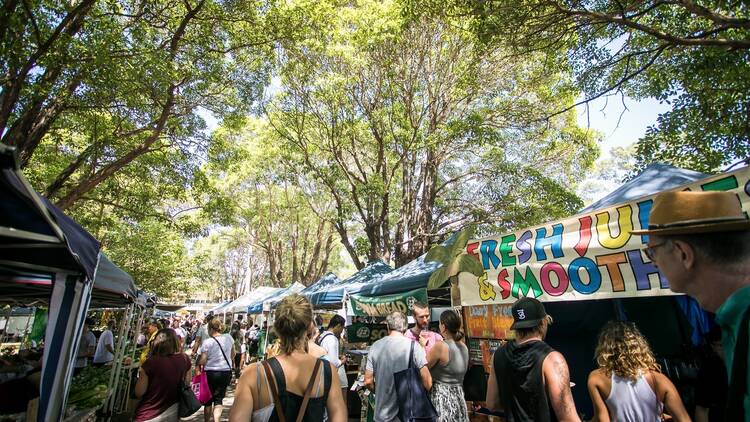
left=486, top=297, right=580, bottom=422
left=631, top=190, right=750, bottom=420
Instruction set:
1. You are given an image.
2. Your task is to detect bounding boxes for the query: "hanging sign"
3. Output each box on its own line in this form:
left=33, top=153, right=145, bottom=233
left=459, top=166, right=750, bottom=306
left=346, top=322, right=389, bottom=343
left=463, top=304, right=515, bottom=339
left=349, top=288, right=428, bottom=316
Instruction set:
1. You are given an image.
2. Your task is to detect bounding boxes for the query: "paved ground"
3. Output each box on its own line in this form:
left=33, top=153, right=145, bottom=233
left=181, top=383, right=236, bottom=422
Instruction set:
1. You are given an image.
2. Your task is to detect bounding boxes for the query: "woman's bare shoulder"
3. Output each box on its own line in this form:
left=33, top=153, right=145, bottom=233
left=308, top=341, right=327, bottom=358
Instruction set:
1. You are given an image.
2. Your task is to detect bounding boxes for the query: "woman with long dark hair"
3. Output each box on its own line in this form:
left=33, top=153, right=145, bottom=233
left=133, top=328, right=191, bottom=422
left=587, top=321, right=690, bottom=422
left=426, top=309, right=470, bottom=422
left=229, top=294, right=346, bottom=422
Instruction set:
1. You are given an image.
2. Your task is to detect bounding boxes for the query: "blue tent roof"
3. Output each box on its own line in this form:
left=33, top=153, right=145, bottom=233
left=0, top=145, right=101, bottom=279
left=307, top=260, right=393, bottom=308
left=299, top=272, right=340, bottom=298
left=580, top=163, right=708, bottom=213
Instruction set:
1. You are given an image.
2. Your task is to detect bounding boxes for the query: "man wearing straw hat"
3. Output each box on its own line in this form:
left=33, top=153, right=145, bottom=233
left=632, top=190, right=750, bottom=419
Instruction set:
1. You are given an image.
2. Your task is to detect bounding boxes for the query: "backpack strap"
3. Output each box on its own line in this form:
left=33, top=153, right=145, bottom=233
left=322, top=358, right=332, bottom=402
left=408, top=340, right=415, bottom=369
left=316, top=332, right=333, bottom=346
left=262, top=359, right=287, bottom=422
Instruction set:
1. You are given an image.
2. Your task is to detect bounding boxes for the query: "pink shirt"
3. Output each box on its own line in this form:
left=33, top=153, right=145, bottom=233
left=405, top=328, right=443, bottom=354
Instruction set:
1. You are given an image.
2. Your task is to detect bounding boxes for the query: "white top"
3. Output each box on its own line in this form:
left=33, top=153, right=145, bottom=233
left=173, top=327, right=186, bottom=339
left=319, top=331, right=342, bottom=368
left=605, top=373, right=663, bottom=422
left=93, top=329, right=114, bottom=363
left=320, top=331, right=348, bottom=387
left=75, top=331, right=97, bottom=368
left=196, top=325, right=208, bottom=341
left=199, top=334, right=233, bottom=371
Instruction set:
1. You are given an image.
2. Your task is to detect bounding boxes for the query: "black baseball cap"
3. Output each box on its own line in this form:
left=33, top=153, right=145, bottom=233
left=510, top=297, right=547, bottom=330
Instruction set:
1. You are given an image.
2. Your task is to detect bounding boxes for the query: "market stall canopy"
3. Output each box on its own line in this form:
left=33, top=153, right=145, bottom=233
left=299, top=272, right=340, bottom=298
left=457, top=164, right=749, bottom=307
left=0, top=254, right=137, bottom=308
left=221, top=286, right=283, bottom=313
left=0, top=146, right=104, bottom=421
left=0, top=145, right=100, bottom=279
left=307, top=260, right=394, bottom=308
left=580, top=163, right=708, bottom=213
left=155, top=303, right=185, bottom=312
left=247, top=282, right=306, bottom=314
left=208, top=300, right=232, bottom=314
left=90, top=254, right=137, bottom=307
left=354, top=234, right=458, bottom=298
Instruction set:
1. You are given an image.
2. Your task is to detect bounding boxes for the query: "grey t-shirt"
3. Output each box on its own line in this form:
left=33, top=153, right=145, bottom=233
left=366, top=335, right=427, bottom=422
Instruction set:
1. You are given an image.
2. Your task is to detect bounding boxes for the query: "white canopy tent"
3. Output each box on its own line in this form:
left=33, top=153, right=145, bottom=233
left=220, top=286, right=282, bottom=314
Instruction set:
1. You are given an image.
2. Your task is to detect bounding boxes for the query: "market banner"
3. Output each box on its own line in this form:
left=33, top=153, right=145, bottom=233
left=459, top=166, right=750, bottom=306
left=346, top=322, right=389, bottom=343
left=349, top=288, right=428, bottom=316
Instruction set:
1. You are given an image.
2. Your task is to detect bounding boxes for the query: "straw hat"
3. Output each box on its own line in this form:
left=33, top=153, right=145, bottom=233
left=630, top=190, right=750, bottom=235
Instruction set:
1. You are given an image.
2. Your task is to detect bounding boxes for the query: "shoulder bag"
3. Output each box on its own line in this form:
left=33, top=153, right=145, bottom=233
left=393, top=341, right=438, bottom=422
left=262, top=358, right=322, bottom=422
left=178, top=354, right=202, bottom=417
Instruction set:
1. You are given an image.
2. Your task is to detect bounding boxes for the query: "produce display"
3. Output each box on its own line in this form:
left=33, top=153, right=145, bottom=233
left=66, top=366, right=111, bottom=410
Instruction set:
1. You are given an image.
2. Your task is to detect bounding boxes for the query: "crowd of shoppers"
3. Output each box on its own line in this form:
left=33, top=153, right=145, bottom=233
left=34, top=189, right=742, bottom=421
left=230, top=294, right=347, bottom=421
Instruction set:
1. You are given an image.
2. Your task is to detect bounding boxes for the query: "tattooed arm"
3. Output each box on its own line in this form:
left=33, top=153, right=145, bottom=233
left=543, top=351, right=581, bottom=422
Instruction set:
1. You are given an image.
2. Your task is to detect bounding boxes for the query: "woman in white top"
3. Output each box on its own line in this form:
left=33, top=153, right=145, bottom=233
left=198, top=318, right=235, bottom=422
left=587, top=321, right=690, bottom=422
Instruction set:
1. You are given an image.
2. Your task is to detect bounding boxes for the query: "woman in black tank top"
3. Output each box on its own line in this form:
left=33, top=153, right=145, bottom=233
left=229, top=295, right=347, bottom=422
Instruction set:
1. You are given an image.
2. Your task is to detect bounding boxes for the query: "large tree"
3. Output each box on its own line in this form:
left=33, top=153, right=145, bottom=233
left=414, top=0, right=750, bottom=172
left=202, top=118, right=344, bottom=287
left=2, top=0, right=299, bottom=298
left=270, top=0, right=598, bottom=267
left=2, top=0, right=288, bottom=209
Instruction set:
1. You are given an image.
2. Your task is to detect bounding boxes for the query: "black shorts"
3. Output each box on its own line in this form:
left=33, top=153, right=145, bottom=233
left=205, top=370, right=232, bottom=405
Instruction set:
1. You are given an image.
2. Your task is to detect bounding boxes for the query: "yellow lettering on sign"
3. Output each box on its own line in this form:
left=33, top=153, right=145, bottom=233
left=595, top=205, right=633, bottom=249
left=477, top=273, right=496, bottom=301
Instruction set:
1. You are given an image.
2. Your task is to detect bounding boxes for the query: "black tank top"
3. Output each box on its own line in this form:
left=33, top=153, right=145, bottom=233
left=268, top=357, right=332, bottom=422
left=493, top=340, right=558, bottom=422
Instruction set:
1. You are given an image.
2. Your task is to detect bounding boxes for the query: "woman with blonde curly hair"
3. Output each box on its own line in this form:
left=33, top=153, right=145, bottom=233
left=587, top=321, right=690, bottom=422
left=229, top=294, right=346, bottom=422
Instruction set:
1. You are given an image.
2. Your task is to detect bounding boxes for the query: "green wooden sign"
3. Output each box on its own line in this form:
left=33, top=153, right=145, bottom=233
left=349, top=288, right=428, bottom=317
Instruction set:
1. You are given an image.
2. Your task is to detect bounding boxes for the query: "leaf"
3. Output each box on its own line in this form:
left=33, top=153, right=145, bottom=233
left=427, top=267, right=449, bottom=290
left=458, top=254, right=485, bottom=276
left=425, top=245, right=450, bottom=264
left=448, top=226, right=475, bottom=256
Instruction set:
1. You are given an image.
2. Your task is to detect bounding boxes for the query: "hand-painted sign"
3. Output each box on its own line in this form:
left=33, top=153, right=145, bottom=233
left=349, top=288, right=428, bottom=316
left=459, top=166, right=750, bottom=306
left=463, top=304, right=515, bottom=339
left=346, top=322, right=389, bottom=344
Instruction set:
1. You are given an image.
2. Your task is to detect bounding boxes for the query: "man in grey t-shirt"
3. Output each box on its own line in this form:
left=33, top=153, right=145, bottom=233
left=364, top=311, right=432, bottom=422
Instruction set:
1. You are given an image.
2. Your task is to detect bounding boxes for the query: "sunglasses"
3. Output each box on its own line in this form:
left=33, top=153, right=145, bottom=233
left=644, top=241, right=669, bottom=261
